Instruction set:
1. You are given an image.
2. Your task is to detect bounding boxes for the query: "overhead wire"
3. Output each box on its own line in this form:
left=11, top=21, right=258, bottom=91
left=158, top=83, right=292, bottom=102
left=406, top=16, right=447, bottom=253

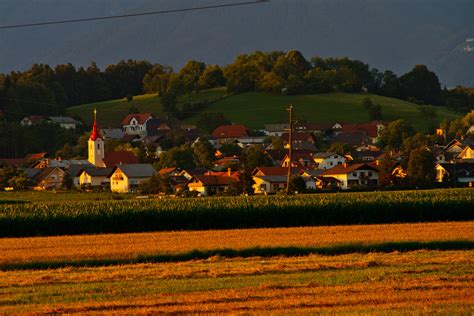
left=0, top=0, right=269, bottom=30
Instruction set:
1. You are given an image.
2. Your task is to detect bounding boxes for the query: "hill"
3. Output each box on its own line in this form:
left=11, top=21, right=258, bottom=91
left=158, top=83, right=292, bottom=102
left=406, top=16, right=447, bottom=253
left=190, top=93, right=462, bottom=131
left=1, top=0, right=473, bottom=86
left=67, top=88, right=227, bottom=128
left=69, top=91, right=461, bottom=132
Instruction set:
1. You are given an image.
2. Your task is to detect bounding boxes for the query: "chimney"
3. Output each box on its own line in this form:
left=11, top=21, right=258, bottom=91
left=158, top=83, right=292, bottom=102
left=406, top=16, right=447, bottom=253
left=227, top=167, right=232, bottom=176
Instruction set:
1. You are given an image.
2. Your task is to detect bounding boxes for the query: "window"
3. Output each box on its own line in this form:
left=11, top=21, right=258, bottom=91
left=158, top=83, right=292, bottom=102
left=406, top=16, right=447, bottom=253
left=352, top=172, right=357, bottom=177
left=368, top=172, right=372, bottom=177
left=330, top=162, right=333, bottom=165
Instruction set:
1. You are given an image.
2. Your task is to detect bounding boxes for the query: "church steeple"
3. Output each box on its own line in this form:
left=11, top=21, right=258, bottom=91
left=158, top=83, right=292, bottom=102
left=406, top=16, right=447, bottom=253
left=90, top=108, right=101, bottom=141
left=88, top=109, right=105, bottom=167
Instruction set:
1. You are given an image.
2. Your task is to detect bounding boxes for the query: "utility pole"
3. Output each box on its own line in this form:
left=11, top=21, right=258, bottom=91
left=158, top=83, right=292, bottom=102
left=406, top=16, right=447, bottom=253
left=286, top=104, right=294, bottom=194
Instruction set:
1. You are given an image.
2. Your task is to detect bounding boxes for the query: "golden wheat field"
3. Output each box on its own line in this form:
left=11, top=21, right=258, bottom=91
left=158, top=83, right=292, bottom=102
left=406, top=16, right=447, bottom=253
left=1, top=250, right=473, bottom=314
left=1, top=221, right=473, bottom=265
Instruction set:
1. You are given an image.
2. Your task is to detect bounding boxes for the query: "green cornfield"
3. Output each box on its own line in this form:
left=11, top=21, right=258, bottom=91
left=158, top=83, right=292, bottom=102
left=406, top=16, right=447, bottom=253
left=0, top=188, right=472, bottom=237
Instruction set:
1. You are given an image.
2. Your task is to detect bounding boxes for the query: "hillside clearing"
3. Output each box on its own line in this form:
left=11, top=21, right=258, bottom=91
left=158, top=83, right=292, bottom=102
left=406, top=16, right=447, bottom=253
left=185, top=92, right=461, bottom=131
left=67, top=90, right=462, bottom=131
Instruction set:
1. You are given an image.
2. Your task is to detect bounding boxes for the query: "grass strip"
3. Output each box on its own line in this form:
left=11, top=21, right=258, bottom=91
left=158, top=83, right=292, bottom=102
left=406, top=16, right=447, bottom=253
left=2, top=240, right=473, bottom=271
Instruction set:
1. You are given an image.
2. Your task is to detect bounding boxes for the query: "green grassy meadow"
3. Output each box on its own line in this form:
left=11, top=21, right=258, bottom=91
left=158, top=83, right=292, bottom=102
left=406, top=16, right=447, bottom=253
left=67, top=90, right=462, bottom=131
left=67, top=88, right=228, bottom=128
left=185, top=92, right=461, bottom=131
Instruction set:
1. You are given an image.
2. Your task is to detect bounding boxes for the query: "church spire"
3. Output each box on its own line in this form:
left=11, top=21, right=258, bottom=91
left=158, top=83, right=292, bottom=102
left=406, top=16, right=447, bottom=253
left=90, top=108, right=100, bottom=141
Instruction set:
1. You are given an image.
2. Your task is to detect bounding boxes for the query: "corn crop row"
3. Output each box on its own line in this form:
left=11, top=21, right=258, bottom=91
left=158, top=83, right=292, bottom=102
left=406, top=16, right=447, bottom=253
left=0, top=189, right=472, bottom=237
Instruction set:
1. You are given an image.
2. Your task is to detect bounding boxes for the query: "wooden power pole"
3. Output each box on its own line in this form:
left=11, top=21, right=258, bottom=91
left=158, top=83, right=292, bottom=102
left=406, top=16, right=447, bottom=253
left=286, top=104, right=294, bottom=194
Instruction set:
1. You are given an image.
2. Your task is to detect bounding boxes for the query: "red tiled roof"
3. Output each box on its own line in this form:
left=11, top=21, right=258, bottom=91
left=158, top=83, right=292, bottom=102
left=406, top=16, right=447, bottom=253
left=205, top=170, right=240, bottom=180
left=252, top=166, right=299, bottom=176
left=27, top=115, right=47, bottom=123
left=25, top=152, right=48, bottom=161
left=213, top=156, right=240, bottom=166
left=321, top=163, right=379, bottom=176
left=121, top=113, right=153, bottom=125
left=159, top=167, right=177, bottom=175
left=193, top=175, right=238, bottom=186
left=342, top=121, right=386, bottom=138
left=103, top=151, right=139, bottom=168
left=212, top=125, right=248, bottom=139
left=280, top=132, right=315, bottom=143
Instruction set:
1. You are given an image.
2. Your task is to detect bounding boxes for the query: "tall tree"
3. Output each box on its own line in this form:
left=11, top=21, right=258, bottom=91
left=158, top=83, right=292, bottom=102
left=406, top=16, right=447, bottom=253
left=406, top=146, right=435, bottom=186
left=399, top=65, right=441, bottom=105
left=378, top=120, right=415, bottom=151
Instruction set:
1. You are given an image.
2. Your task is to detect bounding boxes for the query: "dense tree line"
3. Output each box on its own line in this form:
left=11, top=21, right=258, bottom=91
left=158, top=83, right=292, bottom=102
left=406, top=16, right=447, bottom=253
left=1, top=51, right=474, bottom=123
left=0, top=60, right=152, bottom=120
left=0, top=121, right=80, bottom=158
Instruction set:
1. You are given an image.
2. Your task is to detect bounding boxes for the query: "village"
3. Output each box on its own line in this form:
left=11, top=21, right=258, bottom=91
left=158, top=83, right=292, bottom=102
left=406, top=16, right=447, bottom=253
left=1, top=108, right=473, bottom=196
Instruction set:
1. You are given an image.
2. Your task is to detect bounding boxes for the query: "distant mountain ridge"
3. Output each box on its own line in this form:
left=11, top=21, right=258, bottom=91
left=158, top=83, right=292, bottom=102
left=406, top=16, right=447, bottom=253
left=1, top=0, right=473, bottom=86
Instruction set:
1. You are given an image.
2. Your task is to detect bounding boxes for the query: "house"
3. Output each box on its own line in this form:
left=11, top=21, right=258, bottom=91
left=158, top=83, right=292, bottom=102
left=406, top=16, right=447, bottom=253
left=313, top=153, right=346, bottom=170
left=333, top=131, right=367, bottom=147
left=33, top=167, right=66, bottom=190
left=443, top=139, right=465, bottom=156
left=346, top=150, right=384, bottom=163
left=252, top=175, right=287, bottom=194
left=144, top=118, right=163, bottom=136
left=103, top=151, right=139, bottom=168
left=31, top=158, right=91, bottom=170
left=186, top=174, right=238, bottom=196
left=25, top=152, right=48, bottom=163
left=213, top=156, right=240, bottom=169
left=109, top=164, right=156, bottom=193
left=101, top=128, right=125, bottom=140
left=251, top=166, right=304, bottom=194
left=122, top=113, right=154, bottom=136
left=78, top=167, right=113, bottom=188
left=280, top=132, right=316, bottom=146
left=158, top=167, right=181, bottom=177
left=235, top=137, right=267, bottom=147
left=48, top=116, right=81, bottom=129
left=212, top=124, right=249, bottom=143
left=281, top=151, right=317, bottom=168
left=321, top=163, right=379, bottom=190
left=456, top=140, right=474, bottom=161
left=342, top=121, right=386, bottom=144
left=264, top=124, right=290, bottom=137
left=435, top=162, right=474, bottom=185
left=178, top=168, right=208, bottom=180
left=20, top=115, right=47, bottom=126
left=314, top=176, right=342, bottom=190
left=252, top=166, right=299, bottom=177
left=264, top=149, right=287, bottom=166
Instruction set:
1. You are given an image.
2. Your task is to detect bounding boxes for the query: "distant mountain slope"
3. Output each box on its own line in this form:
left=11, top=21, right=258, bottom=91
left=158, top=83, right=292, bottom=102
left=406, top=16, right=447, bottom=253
left=1, top=0, right=473, bottom=86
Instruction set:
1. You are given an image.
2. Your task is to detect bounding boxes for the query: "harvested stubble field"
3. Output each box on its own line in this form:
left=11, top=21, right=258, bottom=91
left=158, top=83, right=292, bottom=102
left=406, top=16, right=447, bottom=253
left=1, top=251, right=473, bottom=314
left=1, top=222, right=474, bottom=269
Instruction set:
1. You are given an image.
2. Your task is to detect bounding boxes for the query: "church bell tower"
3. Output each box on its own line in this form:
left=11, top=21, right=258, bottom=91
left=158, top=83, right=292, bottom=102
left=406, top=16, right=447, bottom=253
left=88, top=109, right=105, bottom=167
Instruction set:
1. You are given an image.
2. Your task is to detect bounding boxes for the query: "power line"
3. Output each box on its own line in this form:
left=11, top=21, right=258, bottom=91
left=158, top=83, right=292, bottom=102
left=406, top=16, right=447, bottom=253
left=0, top=1, right=269, bottom=30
